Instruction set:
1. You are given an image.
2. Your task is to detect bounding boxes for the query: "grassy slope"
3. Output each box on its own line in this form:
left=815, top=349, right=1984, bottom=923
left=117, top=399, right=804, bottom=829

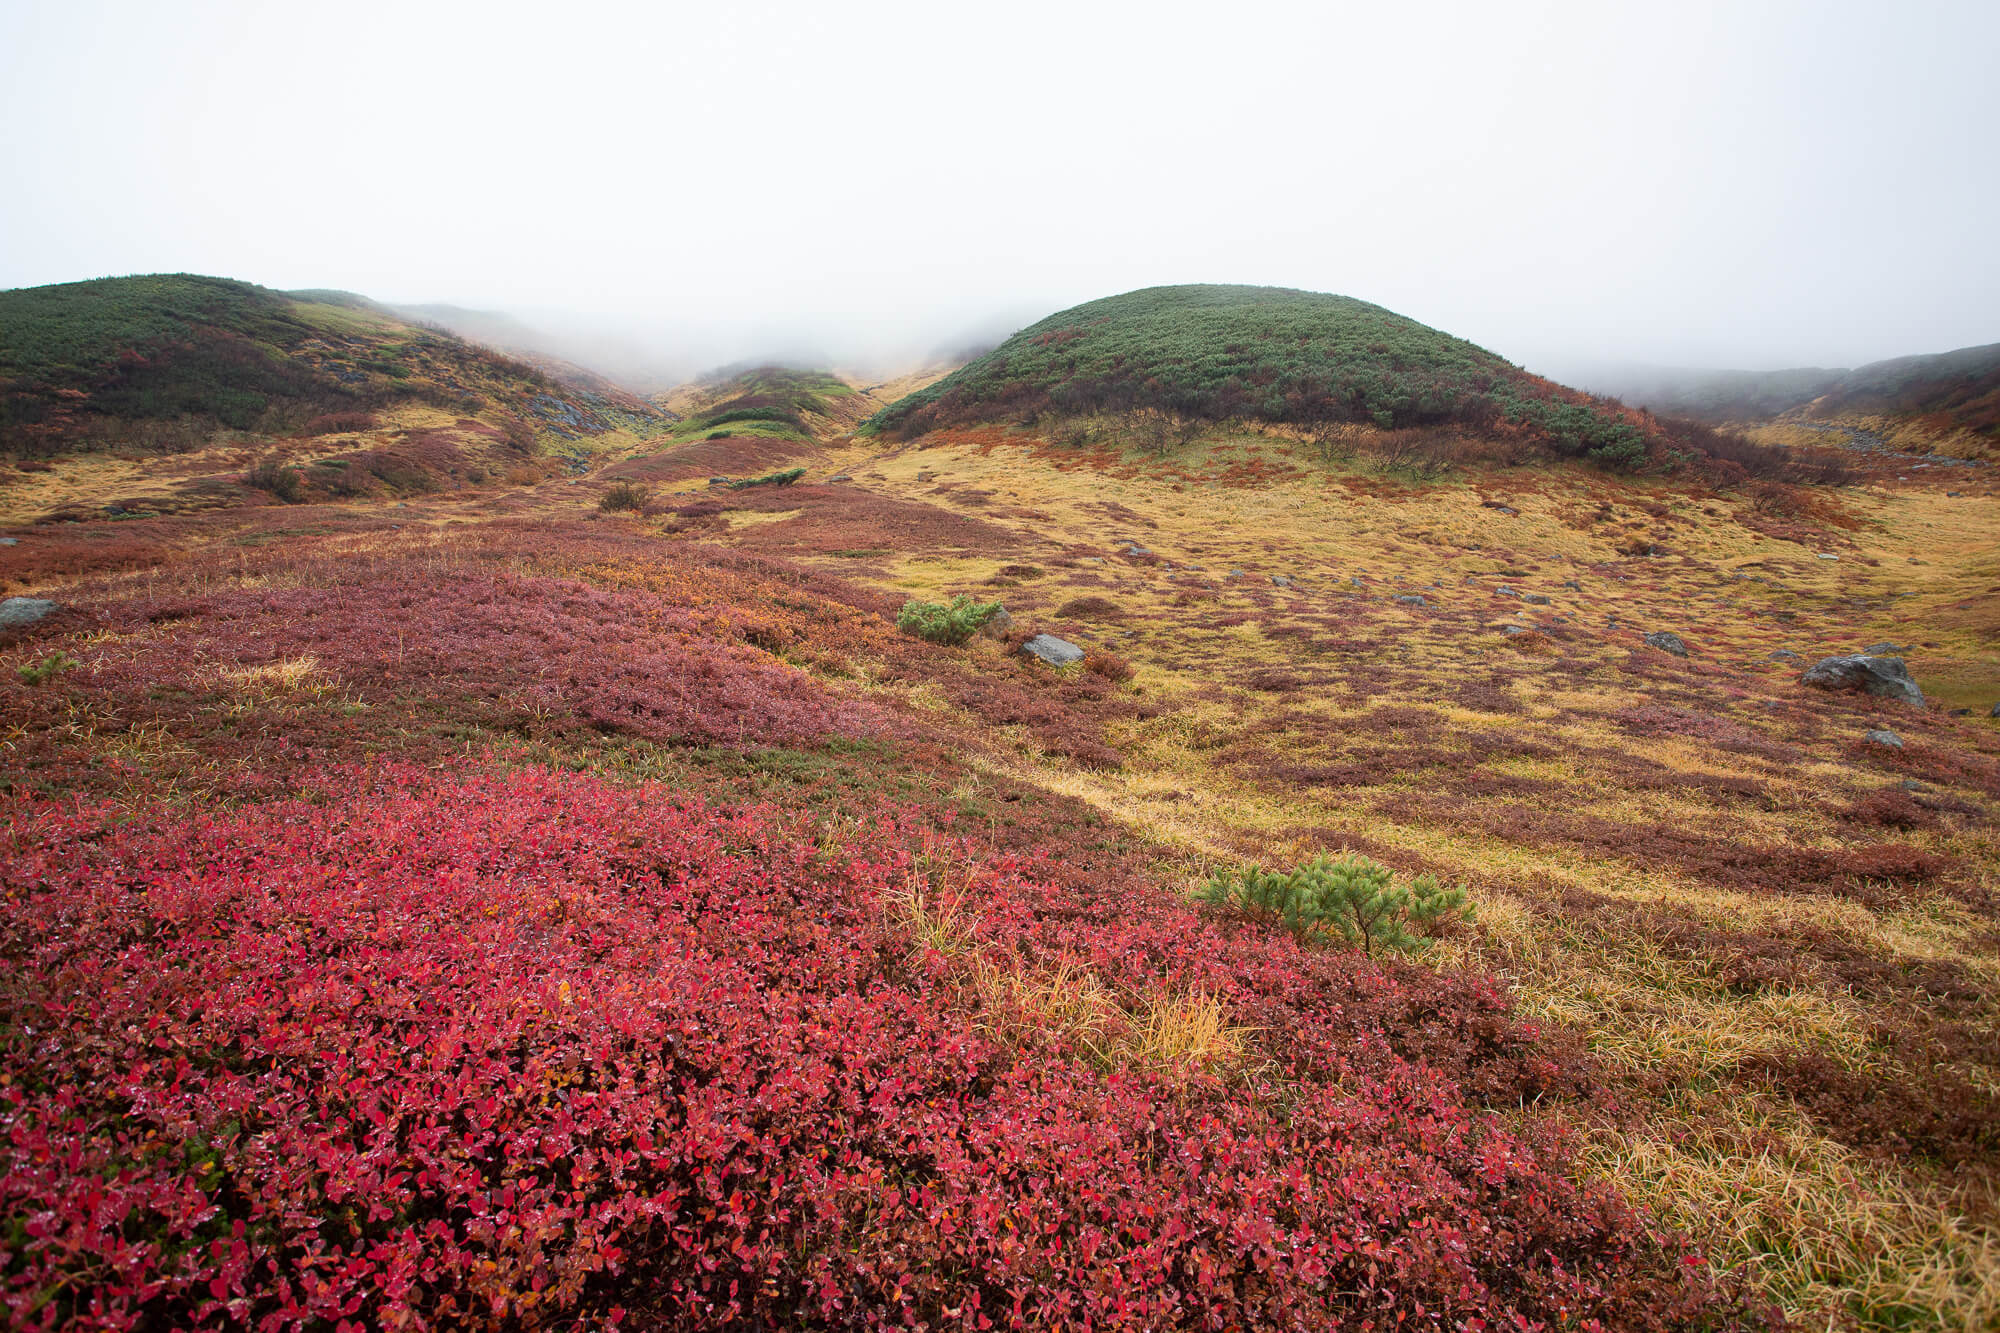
left=0, top=273, right=666, bottom=454
left=658, top=365, right=864, bottom=442
left=0, top=274, right=677, bottom=520
left=867, top=284, right=1650, bottom=463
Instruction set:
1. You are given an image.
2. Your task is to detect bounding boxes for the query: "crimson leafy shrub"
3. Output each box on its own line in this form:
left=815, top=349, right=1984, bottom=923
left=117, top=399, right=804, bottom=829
left=0, top=767, right=1768, bottom=1331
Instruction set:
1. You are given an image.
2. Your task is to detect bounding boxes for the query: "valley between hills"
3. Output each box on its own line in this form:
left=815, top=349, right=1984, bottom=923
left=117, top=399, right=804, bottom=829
left=2, top=277, right=1998, bottom=1331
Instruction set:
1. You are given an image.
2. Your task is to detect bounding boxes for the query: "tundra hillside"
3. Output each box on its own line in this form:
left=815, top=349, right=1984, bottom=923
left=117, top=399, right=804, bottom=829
left=3, top=278, right=1996, bottom=1332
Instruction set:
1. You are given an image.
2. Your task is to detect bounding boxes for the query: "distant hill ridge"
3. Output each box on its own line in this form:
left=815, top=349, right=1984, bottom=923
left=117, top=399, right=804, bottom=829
left=864, top=284, right=1657, bottom=466
left=0, top=273, right=660, bottom=454
left=1584, top=343, right=2000, bottom=440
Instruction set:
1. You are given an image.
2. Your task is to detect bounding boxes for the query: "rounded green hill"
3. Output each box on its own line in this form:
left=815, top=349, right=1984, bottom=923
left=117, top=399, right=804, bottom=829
left=867, top=283, right=1646, bottom=464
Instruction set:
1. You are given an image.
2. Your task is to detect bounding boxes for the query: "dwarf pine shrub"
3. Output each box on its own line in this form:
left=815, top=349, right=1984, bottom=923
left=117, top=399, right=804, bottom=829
left=599, top=481, right=649, bottom=512
left=728, top=466, right=806, bottom=489
left=16, top=652, right=79, bottom=686
left=1198, top=854, right=1472, bottom=955
left=897, top=594, right=1003, bottom=646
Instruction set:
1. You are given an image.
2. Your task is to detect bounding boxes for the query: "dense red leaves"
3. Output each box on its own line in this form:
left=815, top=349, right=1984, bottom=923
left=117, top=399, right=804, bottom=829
left=1, top=768, right=1765, bottom=1331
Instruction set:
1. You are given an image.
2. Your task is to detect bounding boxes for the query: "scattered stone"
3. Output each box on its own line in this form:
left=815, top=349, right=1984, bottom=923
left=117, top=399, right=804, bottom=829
left=1816, top=553, right=1840, bottom=561
left=1562, top=580, right=1580, bottom=591
left=1864, top=642, right=1911, bottom=655
left=1643, top=631, right=1690, bottom=657
left=707, top=476, right=731, bottom=486
left=1392, top=594, right=1428, bottom=607
left=1801, top=655, right=1925, bottom=707
left=1121, top=543, right=1153, bottom=557
left=0, top=596, right=58, bottom=630
left=1900, top=778, right=1930, bottom=792
left=1502, top=625, right=1530, bottom=636
left=1226, top=567, right=1243, bottom=578
left=1348, top=577, right=1363, bottom=588
left=828, top=473, right=853, bottom=483
left=1020, top=633, right=1084, bottom=667
left=1865, top=729, right=1904, bottom=749
left=0, top=538, right=16, bottom=546
left=1522, top=593, right=1551, bottom=605
left=1948, top=491, right=1962, bottom=497
left=1990, top=702, right=2000, bottom=717
left=1271, top=575, right=1293, bottom=588
left=979, top=607, right=1014, bottom=638
left=1769, top=649, right=1802, bottom=662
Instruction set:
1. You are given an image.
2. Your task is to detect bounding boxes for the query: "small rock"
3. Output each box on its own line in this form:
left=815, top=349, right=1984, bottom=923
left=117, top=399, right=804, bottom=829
left=1644, top=631, right=1690, bottom=657
left=1502, top=625, right=1530, bottom=636
left=1948, top=491, right=1962, bottom=497
left=1801, top=655, right=1925, bottom=707
left=0, top=596, right=58, bottom=629
left=1990, top=702, right=2000, bottom=717
left=1865, top=729, right=1904, bottom=749
left=828, top=473, right=853, bottom=483
left=1495, top=585, right=1519, bottom=598
left=1349, top=577, right=1363, bottom=588
left=1121, top=543, right=1153, bottom=557
left=707, top=476, right=731, bottom=486
left=1271, top=575, right=1293, bottom=588
left=979, top=607, right=1014, bottom=638
left=1816, top=553, right=1840, bottom=561
left=1562, top=580, right=1580, bottom=591
left=1225, top=567, right=1243, bottom=578
left=1899, top=779, right=1929, bottom=792
left=1020, top=633, right=1084, bottom=667
left=0, top=537, right=16, bottom=546
left=1769, top=649, right=1802, bottom=662
left=1393, top=594, right=1428, bottom=607
left=1864, top=642, right=1911, bottom=655
left=1079, top=557, right=1104, bottom=566
left=1522, top=593, right=1551, bottom=605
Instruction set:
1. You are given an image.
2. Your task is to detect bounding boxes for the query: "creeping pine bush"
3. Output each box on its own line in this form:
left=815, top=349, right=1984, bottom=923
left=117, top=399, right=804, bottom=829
left=15, top=652, right=78, bottom=686
left=897, top=594, right=1002, bottom=646
left=599, top=480, right=649, bottom=512
left=728, top=466, right=806, bottom=489
left=244, top=459, right=303, bottom=503
left=1200, top=853, right=1472, bottom=955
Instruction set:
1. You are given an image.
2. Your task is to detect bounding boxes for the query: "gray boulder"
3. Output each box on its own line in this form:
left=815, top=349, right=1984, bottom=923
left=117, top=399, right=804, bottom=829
left=1020, top=634, right=1084, bottom=667
left=827, top=473, right=854, bottom=483
left=1865, top=729, right=1904, bottom=749
left=0, top=597, right=57, bottom=630
left=1990, top=702, right=1999, bottom=718
left=1392, top=594, right=1428, bottom=607
left=979, top=607, right=1015, bottom=638
left=1522, top=593, right=1551, bottom=605
left=1270, top=574, right=1294, bottom=588
left=1801, top=655, right=1924, bottom=707
left=1644, top=631, right=1690, bottom=657
left=1769, top=649, right=1801, bottom=662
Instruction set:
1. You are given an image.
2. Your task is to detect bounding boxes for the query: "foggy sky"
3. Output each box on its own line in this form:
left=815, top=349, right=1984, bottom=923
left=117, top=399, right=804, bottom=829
left=3, top=0, right=1996, bottom=385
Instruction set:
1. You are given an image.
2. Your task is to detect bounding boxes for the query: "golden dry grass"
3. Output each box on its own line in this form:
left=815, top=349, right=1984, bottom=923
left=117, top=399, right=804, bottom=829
left=772, top=426, right=2000, bottom=1330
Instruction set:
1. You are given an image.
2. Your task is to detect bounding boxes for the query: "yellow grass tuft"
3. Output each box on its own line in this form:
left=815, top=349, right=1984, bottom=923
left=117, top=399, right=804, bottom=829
left=223, top=655, right=327, bottom=696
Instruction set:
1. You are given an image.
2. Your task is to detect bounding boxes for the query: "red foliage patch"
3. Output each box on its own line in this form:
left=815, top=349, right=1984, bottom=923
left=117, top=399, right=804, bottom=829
left=0, top=769, right=1768, bottom=1331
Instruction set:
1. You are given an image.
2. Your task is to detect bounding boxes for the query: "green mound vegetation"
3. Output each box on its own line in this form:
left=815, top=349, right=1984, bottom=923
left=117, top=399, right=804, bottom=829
left=671, top=366, right=853, bottom=441
left=897, top=594, right=1004, bottom=646
left=1199, top=854, right=1473, bottom=956
left=0, top=273, right=661, bottom=458
left=866, top=284, right=1648, bottom=466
